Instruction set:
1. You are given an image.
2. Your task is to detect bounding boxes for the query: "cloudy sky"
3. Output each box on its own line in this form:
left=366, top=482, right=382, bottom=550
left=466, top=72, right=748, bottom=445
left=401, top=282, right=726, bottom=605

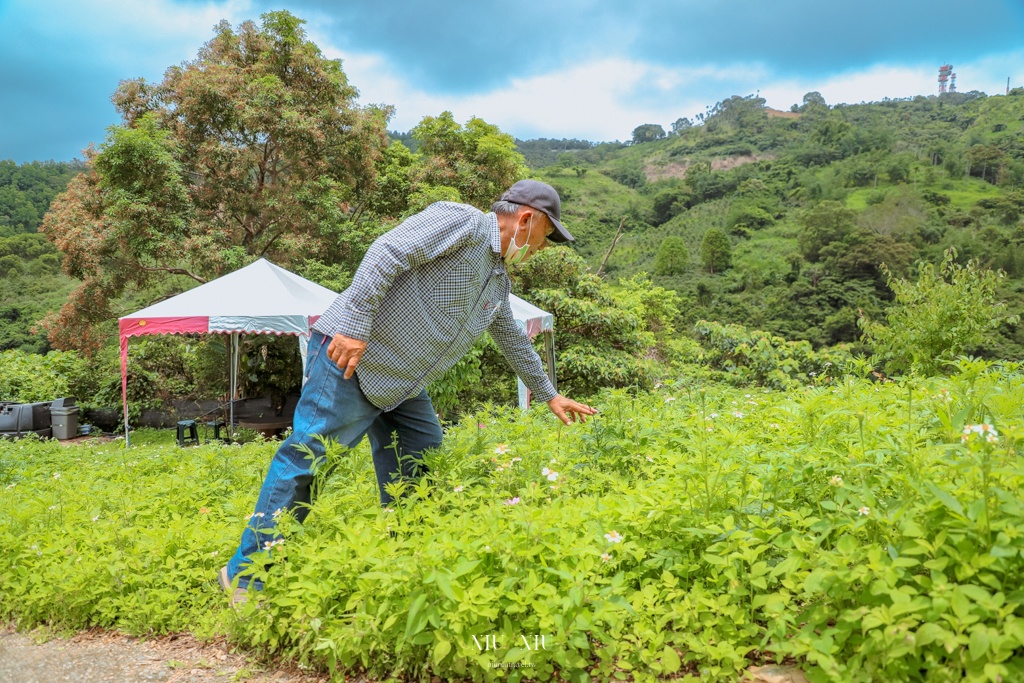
left=2, top=0, right=1023, bottom=163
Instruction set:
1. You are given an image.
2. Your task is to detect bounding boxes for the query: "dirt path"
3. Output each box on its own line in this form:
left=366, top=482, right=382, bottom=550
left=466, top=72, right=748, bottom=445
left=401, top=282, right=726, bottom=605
left=0, top=625, right=808, bottom=682
left=0, top=626, right=331, bottom=683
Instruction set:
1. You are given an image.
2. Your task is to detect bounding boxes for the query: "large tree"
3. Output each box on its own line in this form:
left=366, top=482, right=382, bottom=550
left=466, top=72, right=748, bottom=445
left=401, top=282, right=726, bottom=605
left=41, top=11, right=391, bottom=353
left=408, top=112, right=526, bottom=211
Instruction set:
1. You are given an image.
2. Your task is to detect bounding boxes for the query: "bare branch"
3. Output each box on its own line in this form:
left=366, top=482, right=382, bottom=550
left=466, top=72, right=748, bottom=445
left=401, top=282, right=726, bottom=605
left=139, top=265, right=207, bottom=284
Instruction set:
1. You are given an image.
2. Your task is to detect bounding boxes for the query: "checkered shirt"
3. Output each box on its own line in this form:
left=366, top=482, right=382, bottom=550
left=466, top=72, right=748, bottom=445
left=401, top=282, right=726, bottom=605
left=313, top=201, right=558, bottom=411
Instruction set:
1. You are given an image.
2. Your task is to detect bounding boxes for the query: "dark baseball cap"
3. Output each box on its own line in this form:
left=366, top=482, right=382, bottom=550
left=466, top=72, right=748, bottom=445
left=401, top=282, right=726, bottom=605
left=500, top=179, right=574, bottom=243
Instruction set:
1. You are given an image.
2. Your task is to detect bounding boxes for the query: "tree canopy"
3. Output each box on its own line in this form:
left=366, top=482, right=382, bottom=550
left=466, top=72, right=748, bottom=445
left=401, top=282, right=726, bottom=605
left=40, top=11, right=392, bottom=353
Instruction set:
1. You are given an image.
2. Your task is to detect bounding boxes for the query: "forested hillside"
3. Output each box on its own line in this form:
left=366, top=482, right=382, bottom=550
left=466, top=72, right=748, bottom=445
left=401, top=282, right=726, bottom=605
left=519, top=90, right=1024, bottom=360
left=0, top=160, right=81, bottom=352
left=2, top=13, right=1023, bottom=416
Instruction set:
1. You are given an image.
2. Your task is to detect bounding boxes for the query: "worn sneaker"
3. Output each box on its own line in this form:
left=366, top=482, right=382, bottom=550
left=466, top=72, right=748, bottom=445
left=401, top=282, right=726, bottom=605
left=218, top=566, right=249, bottom=607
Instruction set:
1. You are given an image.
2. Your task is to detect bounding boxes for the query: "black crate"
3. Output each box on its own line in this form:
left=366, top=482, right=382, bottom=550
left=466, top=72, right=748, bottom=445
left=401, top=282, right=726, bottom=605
left=0, top=401, right=53, bottom=438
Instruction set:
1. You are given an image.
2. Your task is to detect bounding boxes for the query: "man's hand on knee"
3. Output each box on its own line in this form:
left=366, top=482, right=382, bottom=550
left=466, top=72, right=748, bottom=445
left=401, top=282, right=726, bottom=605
left=327, top=334, right=367, bottom=379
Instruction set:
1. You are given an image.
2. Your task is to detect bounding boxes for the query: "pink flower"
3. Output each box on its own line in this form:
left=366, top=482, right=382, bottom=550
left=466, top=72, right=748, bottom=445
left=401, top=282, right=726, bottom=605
left=503, top=497, right=521, bottom=506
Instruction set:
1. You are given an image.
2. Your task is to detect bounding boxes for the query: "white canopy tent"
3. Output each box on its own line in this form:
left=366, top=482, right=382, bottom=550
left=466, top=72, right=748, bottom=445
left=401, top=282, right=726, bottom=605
left=118, top=259, right=557, bottom=444
left=508, top=294, right=557, bottom=411
left=118, top=259, right=339, bottom=446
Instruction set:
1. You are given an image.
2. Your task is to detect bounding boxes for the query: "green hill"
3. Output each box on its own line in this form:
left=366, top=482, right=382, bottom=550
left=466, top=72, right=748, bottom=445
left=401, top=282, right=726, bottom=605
left=520, top=90, right=1024, bottom=359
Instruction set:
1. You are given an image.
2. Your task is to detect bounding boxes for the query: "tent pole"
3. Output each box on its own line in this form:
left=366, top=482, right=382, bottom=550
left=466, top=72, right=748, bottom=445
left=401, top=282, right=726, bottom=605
left=121, top=334, right=130, bottom=448
left=229, top=332, right=238, bottom=440
left=544, top=329, right=557, bottom=392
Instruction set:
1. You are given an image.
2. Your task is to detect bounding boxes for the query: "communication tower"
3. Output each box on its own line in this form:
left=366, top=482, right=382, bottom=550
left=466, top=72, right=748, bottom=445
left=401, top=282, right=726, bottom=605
left=938, top=64, right=953, bottom=93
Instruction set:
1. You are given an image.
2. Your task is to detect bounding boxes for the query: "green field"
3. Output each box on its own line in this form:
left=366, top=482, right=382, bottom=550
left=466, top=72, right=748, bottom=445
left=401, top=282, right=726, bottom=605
left=3, top=363, right=1024, bottom=682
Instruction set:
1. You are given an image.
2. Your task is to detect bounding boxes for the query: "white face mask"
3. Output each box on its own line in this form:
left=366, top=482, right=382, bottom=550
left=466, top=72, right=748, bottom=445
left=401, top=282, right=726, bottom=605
left=503, top=216, right=534, bottom=266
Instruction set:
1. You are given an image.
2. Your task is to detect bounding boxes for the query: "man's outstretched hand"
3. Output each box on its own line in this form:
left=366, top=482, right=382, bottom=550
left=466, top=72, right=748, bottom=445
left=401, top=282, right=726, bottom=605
left=547, top=394, right=598, bottom=425
left=327, top=333, right=367, bottom=379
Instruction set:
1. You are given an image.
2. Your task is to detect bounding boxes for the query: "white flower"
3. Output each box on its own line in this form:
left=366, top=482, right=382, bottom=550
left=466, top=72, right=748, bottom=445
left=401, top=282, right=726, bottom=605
left=664, top=397, right=676, bottom=403
left=733, top=411, right=744, bottom=419
left=858, top=507, right=870, bottom=516
left=510, top=457, right=522, bottom=463
left=962, top=423, right=1000, bottom=443
left=384, top=507, right=394, bottom=513
left=546, top=470, right=559, bottom=482
left=601, top=552, right=612, bottom=562
left=211, top=551, right=219, bottom=557
left=272, top=507, right=285, bottom=518
left=453, top=485, right=464, bottom=493
left=709, top=413, right=719, bottom=419
left=770, top=423, right=781, bottom=429
left=829, top=475, right=843, bottom=487
left=646, top=456, right=654, bottom=462
left=91, top=515, right=100, bottom=522
left=249, top=512, right=265, bottom=519
left=53, top=472, right=61, bottom=479
left=494, top=444, right=511, bottom=455
left=48, top=505, right=57, bottom=511
left=263, top=539, right=285, bottom=550
left=604, top=530, right=623, bottom=543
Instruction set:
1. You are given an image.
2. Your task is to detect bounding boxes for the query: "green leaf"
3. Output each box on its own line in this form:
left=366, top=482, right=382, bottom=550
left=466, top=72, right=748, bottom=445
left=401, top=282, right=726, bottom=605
left=660, top=646, right=681, bottom=673
left=410, top=631, right=435, bottom=646
left=836, top=534, right=856, bottom=555
left=927, top=482, right=964, bottom=517
left=435, top=571, right=455, bottom=601
left=404, top=593, right=428, bottom=640
left=916, top=623, right=950, bottom=647
left=969, top=628, right=991, bottom=661
left=432, top=638, right=452, bottom=665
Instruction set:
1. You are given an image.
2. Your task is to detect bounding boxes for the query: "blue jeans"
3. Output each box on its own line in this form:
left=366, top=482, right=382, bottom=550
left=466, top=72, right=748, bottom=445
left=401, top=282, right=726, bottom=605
left=226, top=331, right=442, bottom=588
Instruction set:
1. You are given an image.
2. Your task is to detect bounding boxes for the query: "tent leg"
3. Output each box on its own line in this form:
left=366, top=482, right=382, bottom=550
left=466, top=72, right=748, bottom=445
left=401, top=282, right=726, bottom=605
left=543, top=330, right=557, bottom=393
left=120, top=334, right=130, bottom=448
left=229, top=332, right=239, bottom=440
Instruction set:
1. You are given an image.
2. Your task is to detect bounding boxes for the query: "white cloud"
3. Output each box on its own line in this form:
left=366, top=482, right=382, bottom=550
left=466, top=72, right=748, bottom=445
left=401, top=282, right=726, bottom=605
left=759, top=52, right=1024, bottom=113
left=759, top=64, right=937, bottom=112
left=324, top=42, right=1024, bottom=142
left=313, top=33, right=771, bottom=141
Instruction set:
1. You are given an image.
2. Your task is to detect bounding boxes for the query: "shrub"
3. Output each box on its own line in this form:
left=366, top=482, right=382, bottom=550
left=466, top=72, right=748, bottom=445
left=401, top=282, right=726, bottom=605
left=0, top=349, right=92, bottom=403
left=692, top=320, right=857, bottom=389
left=859, top=248, right=1020, bottom=376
